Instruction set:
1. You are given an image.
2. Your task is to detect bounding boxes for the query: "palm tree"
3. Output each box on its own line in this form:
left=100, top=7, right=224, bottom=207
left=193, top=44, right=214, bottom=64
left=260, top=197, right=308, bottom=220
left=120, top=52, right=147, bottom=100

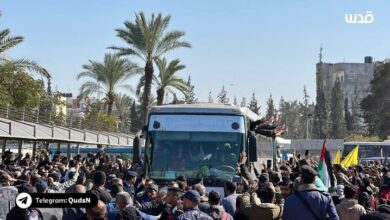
left=77, top=53, right=140, bottom=115
left=136, top=58, right=188, bottom=105
left=110, top=12, right=191, bottom=123
left=115, top=93, right=133, bottom=131
left=0, top=12, right=50, bottom=79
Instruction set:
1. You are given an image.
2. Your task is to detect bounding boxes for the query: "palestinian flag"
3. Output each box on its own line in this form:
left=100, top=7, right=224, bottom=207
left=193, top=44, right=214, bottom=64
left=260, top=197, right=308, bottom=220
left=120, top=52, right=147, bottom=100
left=318, top=140, right=335, bottom=188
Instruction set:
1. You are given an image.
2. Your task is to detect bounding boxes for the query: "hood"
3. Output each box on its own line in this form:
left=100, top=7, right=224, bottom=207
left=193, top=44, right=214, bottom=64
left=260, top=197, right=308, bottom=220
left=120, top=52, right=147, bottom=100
left=340, top=199, right=359, bottom=211
left=298, top=184, right=318, bottom=192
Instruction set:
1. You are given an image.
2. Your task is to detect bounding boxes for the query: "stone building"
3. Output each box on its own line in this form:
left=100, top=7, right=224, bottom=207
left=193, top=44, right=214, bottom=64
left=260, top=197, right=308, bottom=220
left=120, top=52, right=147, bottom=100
left=316, top=56, right=377, bottom=112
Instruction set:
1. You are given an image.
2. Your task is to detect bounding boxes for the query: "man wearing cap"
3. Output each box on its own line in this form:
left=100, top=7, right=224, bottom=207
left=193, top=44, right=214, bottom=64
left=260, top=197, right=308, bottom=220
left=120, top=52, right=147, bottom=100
left=146, top=184, right=159, bottom=201
left=124, top=170, right=137, bottom=199
left=35, top=180, right=64, bottom=220
left=176, top=190, right=212, bottom=220
left=283, top=165, right=339, bottom=220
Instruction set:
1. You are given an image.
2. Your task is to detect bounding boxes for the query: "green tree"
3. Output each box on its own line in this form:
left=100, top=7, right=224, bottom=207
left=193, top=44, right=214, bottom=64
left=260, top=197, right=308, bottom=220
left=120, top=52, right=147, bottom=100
left=280, top=100, right=301, bottom=138
left=111, top=12, right=191, bottom=124
left=351, top=85, right=361, bottom=134
left=0, top=12, right=50, bottom=79
left=185, top=76, right=198, bottom=104
left=278, top=96, right=287, bottom=126
left=312, top=62, right=328, bottom=139
left=0, top=64, right=45, bottom=108
left=248, top=92, right=260, bottom=114
left=299, top=86, right=312, bottom=139
left=330, top=79, right=345, bottom=138
left=130, top=100, right=141, bottom=133
left=137, top=58, right=187, bottom=105
left=115, top=94, right=133, bottom=132
left=361, top=62, right=390, bottom=139
left=217, top=86, right=229, bottom=103
left=266, top=94, right=276, bottom=119
left=84, top=110, right=118, bottom=132
left=77, top=53, right=140, bottom=115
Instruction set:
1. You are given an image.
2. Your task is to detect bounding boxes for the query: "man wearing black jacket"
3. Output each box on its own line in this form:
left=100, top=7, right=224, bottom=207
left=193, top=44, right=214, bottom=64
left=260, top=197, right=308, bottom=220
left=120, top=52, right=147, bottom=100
left=159, top=187, right=184, bottom=220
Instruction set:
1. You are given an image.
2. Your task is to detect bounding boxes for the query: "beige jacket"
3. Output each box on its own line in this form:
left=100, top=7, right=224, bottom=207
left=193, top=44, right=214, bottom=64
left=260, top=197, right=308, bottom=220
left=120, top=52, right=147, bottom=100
left=240, top=193, right=283, bottom=220
left=336, top=198, right=366, bottom=220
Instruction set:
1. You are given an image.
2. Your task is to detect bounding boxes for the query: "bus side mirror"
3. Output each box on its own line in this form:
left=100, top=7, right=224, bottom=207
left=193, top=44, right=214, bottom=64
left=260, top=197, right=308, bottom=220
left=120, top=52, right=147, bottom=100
left=133, top=136, right=141, bottom=164
left=248, top=132, right=257, bottom=162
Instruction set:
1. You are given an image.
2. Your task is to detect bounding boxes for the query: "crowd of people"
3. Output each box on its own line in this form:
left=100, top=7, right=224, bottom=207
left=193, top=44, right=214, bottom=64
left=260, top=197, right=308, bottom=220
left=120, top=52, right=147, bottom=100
left=0, top=146, right=390, bottom=220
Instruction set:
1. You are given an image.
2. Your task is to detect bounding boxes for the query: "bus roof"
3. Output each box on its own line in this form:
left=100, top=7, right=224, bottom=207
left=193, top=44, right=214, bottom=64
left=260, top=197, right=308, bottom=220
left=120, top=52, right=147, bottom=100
left=344, top=141, right=390, bottom=146
left=150, top=103, right=261, bottom=120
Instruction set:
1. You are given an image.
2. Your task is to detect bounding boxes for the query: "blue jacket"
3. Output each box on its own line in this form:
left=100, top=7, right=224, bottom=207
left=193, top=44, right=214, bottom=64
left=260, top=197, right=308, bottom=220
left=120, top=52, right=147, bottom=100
left=283, top=184, right=339, bottom=220
left=222, top=193, right=239, bottom=216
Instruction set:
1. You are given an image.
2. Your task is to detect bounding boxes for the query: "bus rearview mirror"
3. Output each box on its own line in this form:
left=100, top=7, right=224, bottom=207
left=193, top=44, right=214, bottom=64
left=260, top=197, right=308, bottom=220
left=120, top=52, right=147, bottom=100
left=248, top=132, right=257, bottom=162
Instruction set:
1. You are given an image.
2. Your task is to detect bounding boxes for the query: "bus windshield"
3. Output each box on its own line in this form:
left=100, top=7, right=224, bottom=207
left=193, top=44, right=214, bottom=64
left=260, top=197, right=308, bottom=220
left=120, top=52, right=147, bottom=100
left=148, top=131, right=243, bottom=181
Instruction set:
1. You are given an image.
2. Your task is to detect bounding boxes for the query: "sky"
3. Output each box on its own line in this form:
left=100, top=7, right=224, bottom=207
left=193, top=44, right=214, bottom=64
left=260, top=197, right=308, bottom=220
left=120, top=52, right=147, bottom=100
left=1, top=0, right=389, bottom=114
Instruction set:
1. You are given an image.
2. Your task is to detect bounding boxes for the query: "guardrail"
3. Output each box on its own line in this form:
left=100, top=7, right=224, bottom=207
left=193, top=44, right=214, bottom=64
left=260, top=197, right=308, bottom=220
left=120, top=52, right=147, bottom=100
left=0, top=105, right=130, bottom=134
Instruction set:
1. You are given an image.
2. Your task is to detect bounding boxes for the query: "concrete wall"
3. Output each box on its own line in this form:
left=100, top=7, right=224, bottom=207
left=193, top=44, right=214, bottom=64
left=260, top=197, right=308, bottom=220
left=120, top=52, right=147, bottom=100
left=317, top=61, right=375, bottom=112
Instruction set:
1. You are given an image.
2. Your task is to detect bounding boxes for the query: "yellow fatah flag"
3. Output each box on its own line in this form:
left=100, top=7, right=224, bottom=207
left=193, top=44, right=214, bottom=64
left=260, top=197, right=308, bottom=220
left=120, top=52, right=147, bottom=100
left=341, top=145, right=359, bottom=168
left=333, top=149, right=341, bottom=165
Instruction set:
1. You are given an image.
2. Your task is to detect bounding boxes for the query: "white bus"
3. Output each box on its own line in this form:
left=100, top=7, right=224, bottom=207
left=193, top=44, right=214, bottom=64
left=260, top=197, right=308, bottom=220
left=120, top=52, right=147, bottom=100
left=135, top=103, right=273, bottom=188
left=343, top=141, right=390, bottom=161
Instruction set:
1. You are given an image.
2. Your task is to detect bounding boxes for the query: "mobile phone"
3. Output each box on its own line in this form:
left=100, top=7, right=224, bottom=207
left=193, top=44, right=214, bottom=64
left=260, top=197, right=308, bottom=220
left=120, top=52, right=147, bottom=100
left=232, top=176, right=242, bottom=184
left=267, top=160, right=272, bottom=169
left=297, top=154, right=301, bottom=160
left=305, top=150, right=309, bottom=157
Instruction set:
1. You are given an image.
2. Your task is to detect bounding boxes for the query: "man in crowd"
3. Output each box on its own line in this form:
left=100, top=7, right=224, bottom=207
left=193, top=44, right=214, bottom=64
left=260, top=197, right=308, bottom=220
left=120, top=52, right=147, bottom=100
left=206, top=191, right=233, bottom=220
left=123, top=170, right=138, bottom=200
left=177, top=190, right=213, bottom=220
left=193, top=183, right=210, bottom=213
left=336, top=185, right=366, bottom=220
left=160, top=186, right=183, bottom=220
left=222, top=181, right=238, bottom=216
left=240, top=183, right=282, bottom=220
left=283, top=165, right=339, bottom=220
left=88, top=171, right=112, bottom=204
left=359, top=199, right=390, bottom=220
left=280, top=180, right=293, bottom=199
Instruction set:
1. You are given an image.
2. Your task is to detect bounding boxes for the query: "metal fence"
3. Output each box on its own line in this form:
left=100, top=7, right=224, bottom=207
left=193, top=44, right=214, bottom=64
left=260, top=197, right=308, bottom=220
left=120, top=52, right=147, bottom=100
left=0, top=105, right=130, bottom=134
